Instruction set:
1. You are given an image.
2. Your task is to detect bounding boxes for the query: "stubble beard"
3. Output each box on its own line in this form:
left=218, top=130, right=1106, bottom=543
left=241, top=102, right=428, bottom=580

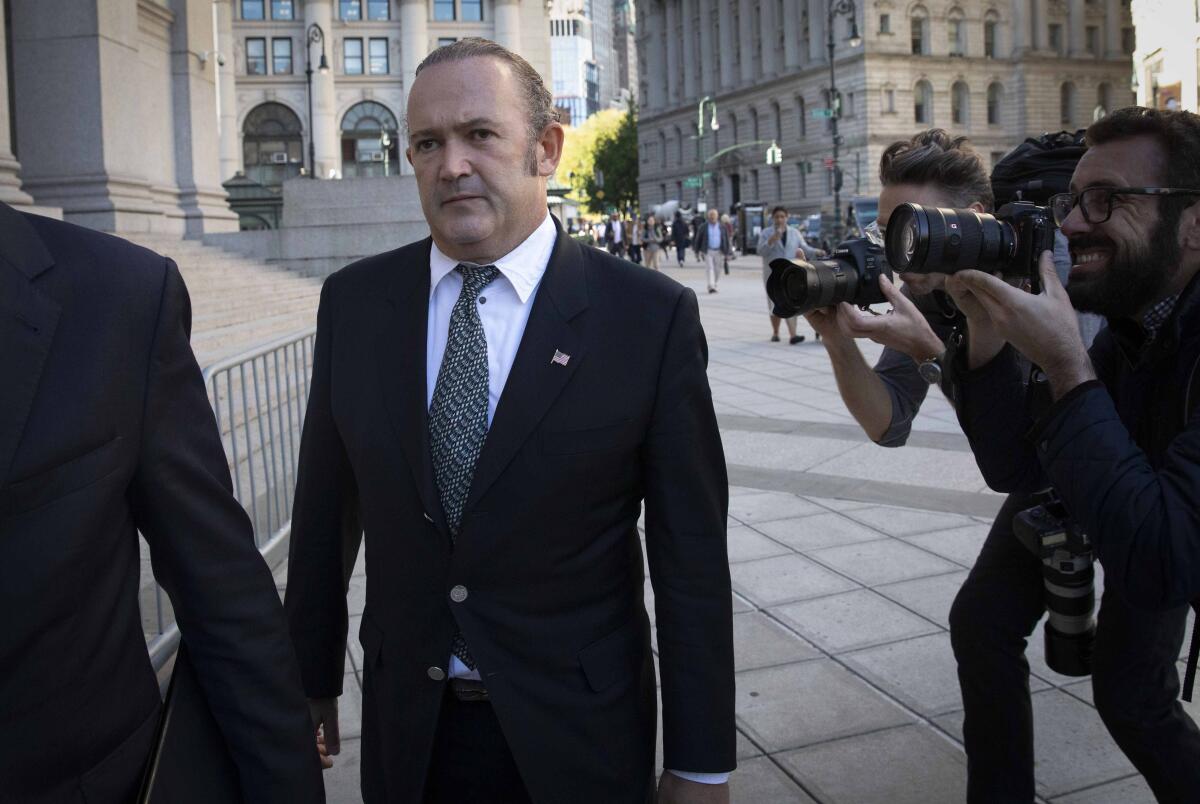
left=1067, top=216, right=1181, bottom=320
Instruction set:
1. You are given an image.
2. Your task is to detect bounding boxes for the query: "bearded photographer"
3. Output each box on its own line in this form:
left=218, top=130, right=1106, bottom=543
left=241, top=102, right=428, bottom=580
left=943, top=107, right=1200, bottom=802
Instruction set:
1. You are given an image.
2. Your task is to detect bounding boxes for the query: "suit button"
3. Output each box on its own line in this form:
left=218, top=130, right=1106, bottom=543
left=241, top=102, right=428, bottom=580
left=427, top=666, right=446, bottom=681
left=450, top=585, right=469, bottom=603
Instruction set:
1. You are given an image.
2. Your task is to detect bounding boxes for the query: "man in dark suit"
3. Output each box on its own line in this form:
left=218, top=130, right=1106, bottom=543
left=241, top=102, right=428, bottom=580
left=0, top=201, right=325, bottom=803
left=285, top=38, right=735, bottom=804
left=603, top=210, right=628, bottom=258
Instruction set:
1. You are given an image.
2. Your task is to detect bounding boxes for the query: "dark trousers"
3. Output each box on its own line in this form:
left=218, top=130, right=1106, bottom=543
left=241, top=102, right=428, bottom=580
left=423, top=691, right=533, bottom=804
left=607, top=241, right=626, bottom=258
left=628, top=244, right=642, bottom=264
left=949, top=494, right=1200, bottom=803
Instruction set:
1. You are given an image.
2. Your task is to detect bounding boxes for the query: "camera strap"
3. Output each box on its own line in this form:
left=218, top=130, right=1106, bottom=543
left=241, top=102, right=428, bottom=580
left=1181, top=351, right=1200, bottom=701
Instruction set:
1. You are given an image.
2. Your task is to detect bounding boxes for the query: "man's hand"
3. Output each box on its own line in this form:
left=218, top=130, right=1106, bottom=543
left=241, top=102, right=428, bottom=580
left=944, top=252, right=1095, bottom=398
left=657, top=773, right=730, bottom=804
left=831, top=274, right=945, bottom=361
left=309, top=697, right=339, bottom=770
left=803, top=306, right=852, bottom=347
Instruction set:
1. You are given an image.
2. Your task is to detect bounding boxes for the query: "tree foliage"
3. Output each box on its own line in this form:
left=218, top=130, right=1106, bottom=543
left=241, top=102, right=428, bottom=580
left=586, top=99, right=639, bottom=215
left=557, top=108, right=624, bottom=212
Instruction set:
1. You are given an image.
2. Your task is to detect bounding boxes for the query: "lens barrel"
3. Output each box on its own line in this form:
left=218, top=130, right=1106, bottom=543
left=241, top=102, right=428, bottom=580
left=885, top=202, right=1015, bottom=275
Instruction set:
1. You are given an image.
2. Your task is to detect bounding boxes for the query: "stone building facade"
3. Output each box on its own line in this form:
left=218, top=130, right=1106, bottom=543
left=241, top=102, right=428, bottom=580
left=635, top=0, right=1135, bottom=229
left=1131, top=0, right=1199, bottom=112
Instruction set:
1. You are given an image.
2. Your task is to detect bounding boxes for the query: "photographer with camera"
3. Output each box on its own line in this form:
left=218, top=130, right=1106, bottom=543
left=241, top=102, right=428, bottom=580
left=941, top=107, right=1200, bottom=802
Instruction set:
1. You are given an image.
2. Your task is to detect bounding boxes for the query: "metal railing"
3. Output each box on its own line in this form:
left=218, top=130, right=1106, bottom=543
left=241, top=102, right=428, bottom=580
left=143, top=328, right=317, bottom=669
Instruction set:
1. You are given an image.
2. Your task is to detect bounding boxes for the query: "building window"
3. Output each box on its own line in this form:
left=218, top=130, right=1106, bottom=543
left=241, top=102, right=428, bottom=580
left=798, top=163, right=807, bottom=198
left=243, top=102, right=304, bottom=190
left=1122, top=27, right=1135, bottom=54
left=883, top=87, right=896, bottom=113
left=879, top=13, right=890, bottom=33
left=340, top=0, right=362, bottom=20
left=437, top=37, right=457, bottom=47
left=1097, top=83, right=1112, bottom=116
left=1061, top=82, right=1076, bottom=125
left=948, top=15, right=965, bottom=56
left=272, top=38, right=292, bottom=74
left=914, top=79, right=933, bottom=123
left=242, top=0, right=265, bottom=20
left=798, top=97, right=806, bottom=137
left=911, top=9, right=929, bottom=55
left=984, top=19, right=997, bottom=57
left=367, top=0, right=390, bottom=19
left=344, top=38, right=364, bottom=74
left=434, top=0, right=455, bottom=20
left=1048, top=23, right=1062, bottom=54
left=987, top=82, right=1002, bottom=124
left=1086, top=25, right=1098, bottom=54
left=369, top=38, right=388, bottom=74
left=246, top=38, right=267, bottom=75
left=846, top=91, right=856, bottom=117
left=271, top=0, right=294, bottom=19
left=659, top=131, right=667, bottom=169
left=951, top=81, right=969, bottom=125
left=990, top=150, right=1005, bottom=168
left=461, top=0, right=483, bottom=20
left=341, top=101, right=401, bottom=178
left=751, top=169, right=759, bottom=200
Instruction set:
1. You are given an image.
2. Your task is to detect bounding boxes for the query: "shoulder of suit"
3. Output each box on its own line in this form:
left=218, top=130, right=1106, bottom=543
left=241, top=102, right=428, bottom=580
left=23, top=212, right=175, bottom=294
left=577, top=240, right=686, bottom=303
left=328, top=238, right=428, bottom=287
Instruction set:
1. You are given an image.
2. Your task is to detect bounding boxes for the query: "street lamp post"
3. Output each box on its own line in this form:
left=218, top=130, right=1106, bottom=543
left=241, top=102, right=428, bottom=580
left=826, top=0, right=862, bottom=242
left=695, top=96, right=719, bottom=210
left=305, top=23, right=330, bottom=179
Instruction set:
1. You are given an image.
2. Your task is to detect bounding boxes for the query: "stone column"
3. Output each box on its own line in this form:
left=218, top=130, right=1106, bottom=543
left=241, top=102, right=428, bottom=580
left=681, top=0, right=697, bottom=101
left=645, top=2, right=667, bottom=110
left=169, top=0, right=238, bottom=234
left=738, top=0, right=754, bottom=83
left=665, top=0, right=679, bottom=104
left=759, top=0, right=777, bottom=77
left=783, top=0, right=801, bottom=69
left=698, top=0, right=714, bottom=95
left=1030, top=0, right=1043, bottom=51
left=1105, top=0, right=1121, bottom=58
left=215, top=0, right=240, bottom=182
left=306, top=0, right=338, bottom=179
left=1011, top=0, right=1027, bottom=54
left=492, top=0, right=521, bottom=52
left=0, top=0, right=35, bottom=207
left=1067, top=0, right=1085, bottom=56
left=718, top=1, right=735, bottom=89
left=807, top=0, right=826, bottom=63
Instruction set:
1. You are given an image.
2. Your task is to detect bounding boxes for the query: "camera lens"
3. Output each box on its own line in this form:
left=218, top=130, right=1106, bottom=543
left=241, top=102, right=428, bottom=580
left=885, top=202, right=1015, bottom=275
left=766, top=240, right=889, bottom=317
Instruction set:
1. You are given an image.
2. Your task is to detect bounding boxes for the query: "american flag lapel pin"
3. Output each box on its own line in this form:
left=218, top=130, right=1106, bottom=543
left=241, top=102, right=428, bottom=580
left=551, top=349, right=571, bottom=367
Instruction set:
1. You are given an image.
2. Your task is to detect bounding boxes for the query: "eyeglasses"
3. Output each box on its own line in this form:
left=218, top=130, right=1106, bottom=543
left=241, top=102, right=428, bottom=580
left=1049, top=186, right=1200, bottom=227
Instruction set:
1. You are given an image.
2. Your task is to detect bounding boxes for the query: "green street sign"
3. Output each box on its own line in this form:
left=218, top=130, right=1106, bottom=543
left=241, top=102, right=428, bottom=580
left=684, top=176, right=703, bottom=188
left=812, top=108, right=836, bottom=119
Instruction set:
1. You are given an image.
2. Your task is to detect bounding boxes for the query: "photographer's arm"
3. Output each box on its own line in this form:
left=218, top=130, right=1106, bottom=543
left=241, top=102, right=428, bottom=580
left=1033, top=386, right=1200, bottom=610
left=805, top=311, right=892, bottom=441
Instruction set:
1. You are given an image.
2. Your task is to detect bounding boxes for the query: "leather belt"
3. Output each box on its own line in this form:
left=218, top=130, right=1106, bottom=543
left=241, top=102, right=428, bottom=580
left=448, top=677, right=490, bottom=702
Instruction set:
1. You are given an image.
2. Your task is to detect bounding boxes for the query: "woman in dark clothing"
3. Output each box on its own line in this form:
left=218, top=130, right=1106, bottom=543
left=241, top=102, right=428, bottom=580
left=672, top=211, right=690, bottom=266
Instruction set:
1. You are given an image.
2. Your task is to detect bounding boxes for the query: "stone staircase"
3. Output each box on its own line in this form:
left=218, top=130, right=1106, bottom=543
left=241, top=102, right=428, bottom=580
left=122, top=234, right=324, bottom=369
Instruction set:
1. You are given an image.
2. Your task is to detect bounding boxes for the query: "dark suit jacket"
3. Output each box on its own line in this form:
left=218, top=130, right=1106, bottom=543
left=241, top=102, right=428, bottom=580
left=0, top=203, right=324, bottom=804
left=285, top=221, right=736, bottom=803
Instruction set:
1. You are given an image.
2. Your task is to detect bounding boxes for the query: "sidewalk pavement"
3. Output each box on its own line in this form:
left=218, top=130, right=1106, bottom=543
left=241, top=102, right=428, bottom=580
left=288, top=253, right=1196, bottom=803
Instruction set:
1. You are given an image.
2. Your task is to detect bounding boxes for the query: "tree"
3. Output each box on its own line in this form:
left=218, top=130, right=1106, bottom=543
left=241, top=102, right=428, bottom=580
left=556, top=108, right=624, bottom=214
left=586, top=99, right=639, bottom=215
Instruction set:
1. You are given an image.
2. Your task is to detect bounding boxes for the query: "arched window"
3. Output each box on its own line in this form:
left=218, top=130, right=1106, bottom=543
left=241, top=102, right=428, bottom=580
left=983, top=10, right=1000, bottom=58
left=914, top=80, right=933, bottom=124
left=951, top=81, right=970, bottom=125
left=340, top=101, right=400, bottom=178
left=659, top=130, right=667, bottom=170
left=911, top=6, right=929, bottom=55
left=987, top=82, right=1003, bottom=125
left=1096, top=83, right=1112, bottom=120
left=1060, top=82, right=1076, bottom=126
left=947, top=7, right=966, bottom=56
left=242, top=102, right=304, bottom=189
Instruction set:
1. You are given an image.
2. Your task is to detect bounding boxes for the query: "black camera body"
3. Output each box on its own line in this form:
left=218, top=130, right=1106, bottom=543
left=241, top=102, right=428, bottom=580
left=766, top=238, right=893, bottom=318
left=884, top=201, right=1057, bottom=293
left=1013, top=489, right=1095, bottom=677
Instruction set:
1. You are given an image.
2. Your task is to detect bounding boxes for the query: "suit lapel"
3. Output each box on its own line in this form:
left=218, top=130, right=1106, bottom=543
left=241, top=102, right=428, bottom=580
left=0, top=204, right=60, bottom=486
left=374, top=239, right=451, bottom=536
left=464, top=229, right=589, bottom=515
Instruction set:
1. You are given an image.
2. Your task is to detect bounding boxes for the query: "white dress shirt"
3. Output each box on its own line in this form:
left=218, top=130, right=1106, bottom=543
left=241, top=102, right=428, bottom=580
left=425, top=212, right=726, bottom=785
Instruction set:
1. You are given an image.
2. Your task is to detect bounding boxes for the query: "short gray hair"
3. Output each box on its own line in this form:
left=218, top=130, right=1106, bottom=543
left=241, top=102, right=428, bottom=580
left=414, top=38, right=558, bottom=148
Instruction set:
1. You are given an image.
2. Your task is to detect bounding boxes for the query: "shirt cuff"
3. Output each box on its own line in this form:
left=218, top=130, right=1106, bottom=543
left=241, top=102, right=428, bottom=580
left=666, top=770, right=731, bottom=784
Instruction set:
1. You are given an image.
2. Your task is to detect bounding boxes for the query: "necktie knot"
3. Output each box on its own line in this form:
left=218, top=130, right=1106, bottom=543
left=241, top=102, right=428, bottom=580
left=457, top=263, right=500, bottom=295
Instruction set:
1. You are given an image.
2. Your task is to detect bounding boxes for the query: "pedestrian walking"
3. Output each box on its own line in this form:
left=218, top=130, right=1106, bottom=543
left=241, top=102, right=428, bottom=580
left=757, top=205, right=819, bottom=344
left=628, top=213, right=643, bottom=264
left=643, top=214, right=663, bottom=270
left=603, top=210, right=626, bottom=258
left=696, top=207, right=731, bottom=293
left=690, top=212, right=704, bottom=262
left=672, top=210, right=690, bottom=266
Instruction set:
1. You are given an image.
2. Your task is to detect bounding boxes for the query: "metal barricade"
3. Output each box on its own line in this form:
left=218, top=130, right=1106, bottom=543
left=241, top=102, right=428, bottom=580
left=143, top=328, right=317, bottom=669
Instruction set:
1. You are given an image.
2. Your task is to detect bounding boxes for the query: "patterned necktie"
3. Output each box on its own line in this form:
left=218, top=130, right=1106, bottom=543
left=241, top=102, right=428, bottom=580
left=429, top=263, right=500, bottom=670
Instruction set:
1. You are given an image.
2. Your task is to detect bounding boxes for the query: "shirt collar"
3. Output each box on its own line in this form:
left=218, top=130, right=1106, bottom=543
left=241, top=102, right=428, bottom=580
left=429, top=212, right=556, bottom=304
left=1142, top=293, right=1180, bottom=341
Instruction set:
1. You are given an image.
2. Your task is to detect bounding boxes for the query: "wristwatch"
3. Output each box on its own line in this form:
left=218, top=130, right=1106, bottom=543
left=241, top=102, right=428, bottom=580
left=918, top=353, right=944, bottom=385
